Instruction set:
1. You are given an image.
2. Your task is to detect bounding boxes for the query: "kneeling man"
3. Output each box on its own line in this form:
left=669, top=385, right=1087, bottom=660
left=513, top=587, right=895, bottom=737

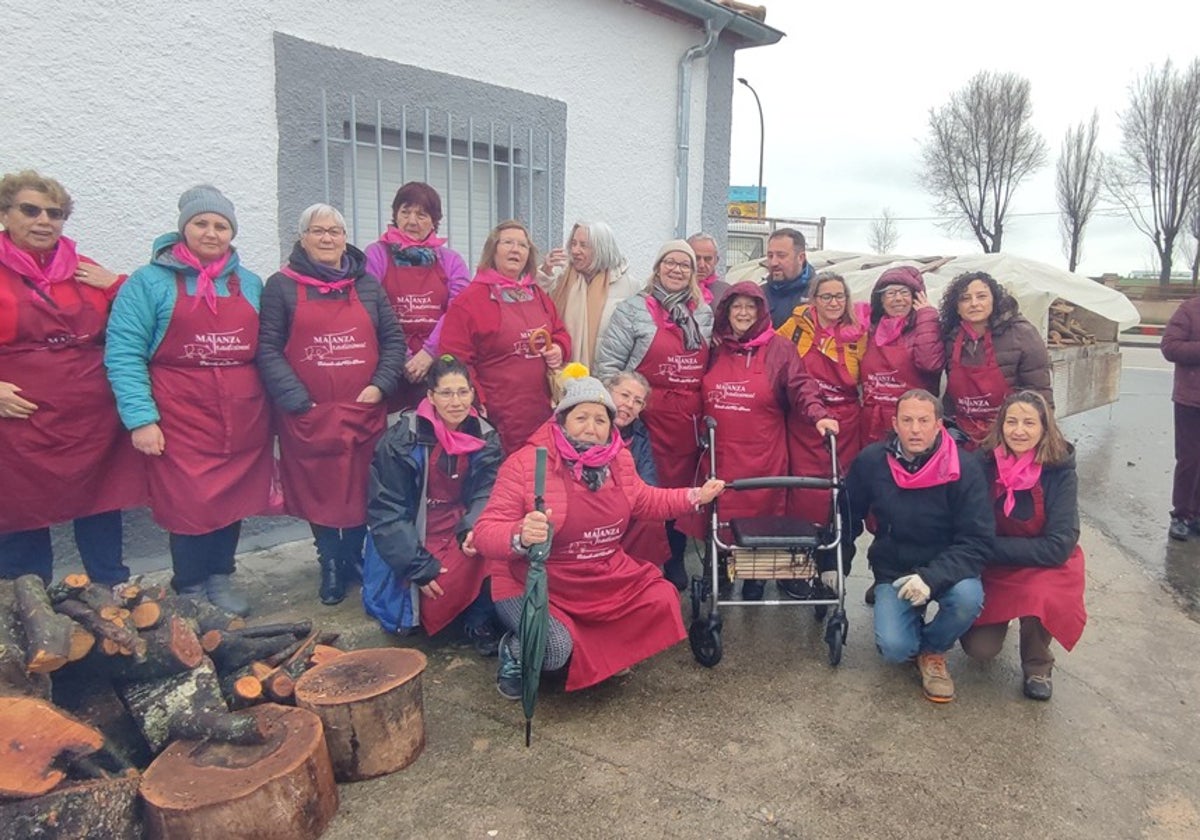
left=845, top=389, right=993, bottom=702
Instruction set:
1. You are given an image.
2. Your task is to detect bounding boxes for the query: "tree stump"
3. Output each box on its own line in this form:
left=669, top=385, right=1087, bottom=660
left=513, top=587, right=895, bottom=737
left=0, top=696, right=103, bottom=798
left=0, top=580, right=50, bottom=699
left=117, top=657, right=226, bottom=753
left=294, top=647, right=427, bottom=781
left=140, top=704, right=338, bottom=840
left=0, top=770, right=141, bottom=840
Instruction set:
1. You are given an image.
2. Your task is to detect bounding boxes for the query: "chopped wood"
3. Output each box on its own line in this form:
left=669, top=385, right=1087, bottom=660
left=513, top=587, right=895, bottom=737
left=0, top=770, right=141, bottom=840
left=76, top=583, right=121, bottom=616
left=263, top=671, right=295, bottom=702
left=0, top=695, right=103, bottom=798
left=162, top=596, right=246, bottom=634
left=45, top=573, right=90, bottom=605
left=13, top=574, right=75, bottom=675
left=138, top=584, right=170, bottom=602
left=309, top=644, right=344, bottom=667
left=52, top=668, right=152, bottom=770
left=117, top=658, right=227, bottom=753
left=233, top=675, right=264, bottom=704
left=130, top=600, right=162, bottom=630
left=230, top=620, right=313, bottom=640
left=107, top=615, right=202, bottom=682
left=112, top=581, right=142, bottom=606
left=100, top=638, right=121, bottom=656
left=206, top=631, right=300, bottom=675
left=141, top=705, right=338, bottom=840
left=295, top=648, right=428, bottom=780
left=98, top=604, right=124, bottom=622
left=54, top=598, right=147, bottom=660
left=168, top=709, right=267, bottom=745
left=68, top=625, right=96, bottom=661
left=249, top=661, right=273, bottom=681
left=0, top=582, right=51, bottom=699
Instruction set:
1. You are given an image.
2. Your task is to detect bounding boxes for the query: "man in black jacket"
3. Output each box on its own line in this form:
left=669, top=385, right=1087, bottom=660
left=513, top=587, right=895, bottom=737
left=845, top=389, right=992, bottom=703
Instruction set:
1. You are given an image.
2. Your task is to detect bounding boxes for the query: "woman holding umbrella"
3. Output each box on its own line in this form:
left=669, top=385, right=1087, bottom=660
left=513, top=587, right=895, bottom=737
left=473, top=372, right=724, bottom=701
left=258, top=203, right=406, bottom=606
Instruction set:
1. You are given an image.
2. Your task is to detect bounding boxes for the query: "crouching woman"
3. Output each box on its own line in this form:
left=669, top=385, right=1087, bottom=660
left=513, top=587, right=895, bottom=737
left=473, top=372, right=724, bottom=699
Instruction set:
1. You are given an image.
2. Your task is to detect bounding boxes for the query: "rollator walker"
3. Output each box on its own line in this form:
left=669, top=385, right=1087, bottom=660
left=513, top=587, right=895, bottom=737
left=688, top=416, right=849, bottom=667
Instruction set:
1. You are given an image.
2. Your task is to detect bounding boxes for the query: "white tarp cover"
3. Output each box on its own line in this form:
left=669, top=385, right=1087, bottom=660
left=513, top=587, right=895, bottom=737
left=726, top=250, right=1141, bottom=334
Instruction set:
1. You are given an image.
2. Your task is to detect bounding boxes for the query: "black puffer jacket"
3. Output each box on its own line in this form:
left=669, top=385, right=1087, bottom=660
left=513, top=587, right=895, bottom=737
left=367, top=410, right=501, bottom=585
left=983, top=446, right=1079, bottom=568
left=845, top=436, right=995, bottom=595
left=257, top=242, right=406, bottom=413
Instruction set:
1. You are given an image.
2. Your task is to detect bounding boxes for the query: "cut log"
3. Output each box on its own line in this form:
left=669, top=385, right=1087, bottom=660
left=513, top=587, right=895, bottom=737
left=45, top=573, right=90, bottom=605
left=168, top=710, right=267, bottom=745
left=140, top=704, right=338, bottom=840
left=117, top=658, right=227, bottom=753
left=107, top=615, right=202, bottom=682
left=295, top=647, right=428, bottom=780
left=263, top=672, right=295, bottom=703
left=67, top=625, right=95, bottom=662
left=309, top=644, right=344, bottom=667
left=230, top=620, right=313, bottom=640
left=52, top=667, right=152, bottom=770
left=13, top=575, right=76, bottom=674
left=53, top=598, right=147, bottom=660
left=0, top=696, right=104, bottom=798
left=205, top=631, right=300, bottom=675
left=0, top=770, right=141, bottom=840
left=112, top=581, right=143, bottom=606
left=130, top=600, right=162, bottom=630
left=75, top=583, right=121, bottom=616
left=0, top=581, right=51, bottom=699
left=229, top=675, right=265, bottom=708
left=163, top=596, right=246, bottom=634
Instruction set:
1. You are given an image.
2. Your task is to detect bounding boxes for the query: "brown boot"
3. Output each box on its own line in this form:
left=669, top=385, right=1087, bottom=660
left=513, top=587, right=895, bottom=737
left=917, top=652, right=955, bottom=703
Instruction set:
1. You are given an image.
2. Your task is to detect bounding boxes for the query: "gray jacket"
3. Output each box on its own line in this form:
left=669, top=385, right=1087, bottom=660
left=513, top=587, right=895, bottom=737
left=594, top=291, right=714, bottom=378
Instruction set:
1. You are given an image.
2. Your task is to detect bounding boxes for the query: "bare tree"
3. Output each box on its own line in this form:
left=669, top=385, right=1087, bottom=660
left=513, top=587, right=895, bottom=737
left=868, top=208, right=899, bottom=253
left=1188, top=203, right=1200, bottom=285
left=1055, top=112, right=1103, bottom=272
left=920, top=71, right=1047, bottom=253
left=1107, top=59, right=1200, bottom=284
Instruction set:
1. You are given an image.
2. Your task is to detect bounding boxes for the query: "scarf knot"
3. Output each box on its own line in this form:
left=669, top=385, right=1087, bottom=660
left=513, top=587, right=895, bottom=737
left=416, top=399, right=485, bottom=456
left=550, top=423, right=623, bottom=490
left=0, top=233, right=80, bottom=298
left=886, top=429, right=961, bottom=490
left=171, top=242, right=230, bottom=313
left=992, top=448, right=1042, bottom=516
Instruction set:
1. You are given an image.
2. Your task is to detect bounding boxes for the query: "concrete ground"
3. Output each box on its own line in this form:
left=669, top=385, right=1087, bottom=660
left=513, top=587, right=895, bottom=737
left=202, top=515, right=1199, bottom=840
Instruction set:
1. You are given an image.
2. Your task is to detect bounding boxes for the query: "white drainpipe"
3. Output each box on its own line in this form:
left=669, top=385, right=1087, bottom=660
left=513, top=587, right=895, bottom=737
left=675, top=6, right=732, bottom=238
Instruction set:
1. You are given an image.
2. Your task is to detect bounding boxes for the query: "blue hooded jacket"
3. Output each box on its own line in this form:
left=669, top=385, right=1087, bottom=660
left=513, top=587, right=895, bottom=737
left=104, top=232, right=263, bottom=430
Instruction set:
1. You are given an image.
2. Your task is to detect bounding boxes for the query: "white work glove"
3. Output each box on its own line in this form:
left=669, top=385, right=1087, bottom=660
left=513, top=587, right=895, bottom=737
left=893, top=574, right=931, bottom=607
left=819, top=570, right=839, bottom=593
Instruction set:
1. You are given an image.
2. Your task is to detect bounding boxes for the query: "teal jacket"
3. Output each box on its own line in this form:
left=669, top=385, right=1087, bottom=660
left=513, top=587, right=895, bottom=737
left=104, top=232, right=264, bottom=430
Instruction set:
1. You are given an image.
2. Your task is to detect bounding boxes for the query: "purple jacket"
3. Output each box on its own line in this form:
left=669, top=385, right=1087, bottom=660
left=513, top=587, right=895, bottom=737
left=1162, top=294, right=1200, bottom=408
left=363, top=241, right=471, bottom=356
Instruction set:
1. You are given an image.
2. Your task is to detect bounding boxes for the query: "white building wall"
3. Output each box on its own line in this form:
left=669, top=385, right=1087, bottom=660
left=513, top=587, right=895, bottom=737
left=2, top=0, right=712, bottom=278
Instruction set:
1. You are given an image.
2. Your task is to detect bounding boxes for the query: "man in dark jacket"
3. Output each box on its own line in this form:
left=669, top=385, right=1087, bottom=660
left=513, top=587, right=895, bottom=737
left=1162, top=293, right=1200, bottom=540
left=761, top=228, right=814, bottom=328
left=845, top=389, right=992, bottom=703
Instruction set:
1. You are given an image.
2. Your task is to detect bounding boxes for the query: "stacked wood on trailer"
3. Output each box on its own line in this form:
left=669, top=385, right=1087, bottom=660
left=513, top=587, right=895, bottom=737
left=0, top=574, right=346, bottom=839
left=1048, top=298, right=1098, bottom=346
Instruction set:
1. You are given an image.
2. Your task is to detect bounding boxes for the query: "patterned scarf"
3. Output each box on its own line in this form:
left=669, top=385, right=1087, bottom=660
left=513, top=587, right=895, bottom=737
left=380, top=227, right=444, bottom=267
left=551, top=422, right=624, bottom=491
left=650, top=282, right=702, bottom=350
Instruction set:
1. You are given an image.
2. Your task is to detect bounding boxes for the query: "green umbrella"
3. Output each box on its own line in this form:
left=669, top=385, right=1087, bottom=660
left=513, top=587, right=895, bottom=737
left=520, top=447, right=553, bottom=747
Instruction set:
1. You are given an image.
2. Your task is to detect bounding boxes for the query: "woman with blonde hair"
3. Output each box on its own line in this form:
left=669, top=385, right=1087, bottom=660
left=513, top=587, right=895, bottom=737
left=960, top=390, right=1086, bottom=701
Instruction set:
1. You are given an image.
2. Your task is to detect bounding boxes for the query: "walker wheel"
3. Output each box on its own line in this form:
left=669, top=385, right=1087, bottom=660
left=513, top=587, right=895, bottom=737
left=825, top=609, right=848, bottom=667
left=689, top=616, right=723, bottom=668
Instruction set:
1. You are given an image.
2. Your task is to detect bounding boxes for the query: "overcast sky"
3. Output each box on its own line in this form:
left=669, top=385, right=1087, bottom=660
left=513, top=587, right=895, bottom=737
left=727, top=0, right=1199, bottom=277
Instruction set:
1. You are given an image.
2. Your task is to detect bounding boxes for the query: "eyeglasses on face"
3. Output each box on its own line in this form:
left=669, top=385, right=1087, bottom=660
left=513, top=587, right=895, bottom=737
left=815, top=293, right=847, bottom=303
left=14, top=202, right=66, bottom=221
left=497, top=238, right=530, bottom=249
left=431, top=388, right=474, bottom=400
left=660, top=259, right=693, bottom=273
left=306, top=226, right=346, bottom=238
left=881, top=288, right=912, bottom=299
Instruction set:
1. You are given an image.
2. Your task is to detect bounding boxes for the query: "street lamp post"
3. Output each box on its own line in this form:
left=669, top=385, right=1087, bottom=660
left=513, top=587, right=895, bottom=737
left=738, top=77, right=764, bottom=219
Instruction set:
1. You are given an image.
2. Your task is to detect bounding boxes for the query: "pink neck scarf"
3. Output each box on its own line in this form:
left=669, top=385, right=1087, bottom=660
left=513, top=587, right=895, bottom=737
left=962, top=321, right=985, bottom=340
left=380, top=227, right=447, bottom=249
left=992, top=447, right=1042, bottom=515
left=550, top=422, right=624, bottom=482
left=0, top=233, right=80, bottom=297
left=699, top=273, right=719, bottom=304
left=739, top=327, right=775, bottom=349
left=171, top=242, right=230, bottom=313
left=873, top=315, right=907, bottom=347
left=280, top=265, right=356, bottom=295
left=474, top=266, right=534, bottom=290
left=416, top=398, right=485, bottom=455
left=812, top=301, right=868, bottom=344
left=887, top=428, right=961, bottom=490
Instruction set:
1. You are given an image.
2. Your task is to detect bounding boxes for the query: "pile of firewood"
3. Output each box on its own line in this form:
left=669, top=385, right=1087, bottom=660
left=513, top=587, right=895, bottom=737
left=0, top=574, right=345, bottom=839
left=1048, top=298, right=1097, bottom=347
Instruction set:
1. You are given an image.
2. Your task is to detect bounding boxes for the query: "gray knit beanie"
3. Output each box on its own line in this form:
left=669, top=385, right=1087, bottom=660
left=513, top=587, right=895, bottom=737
left=556, top=375, right=616, bottom=419
left=177, top=184, right=238, bottom=236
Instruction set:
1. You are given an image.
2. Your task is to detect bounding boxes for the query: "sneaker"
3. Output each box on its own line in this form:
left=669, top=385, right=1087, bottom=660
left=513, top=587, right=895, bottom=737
left=1023, top=674, right=1053, bottom=701
left=916, top=652, right=955, bottom=703
left=496, top=632, right=522, bottom=701
left=777, top=578, right=812, bottom=600
left=1170, top=517, right=1191, bottom=541
left=205, top=574, right=250, bottom=617
left=741, top=579, right=765, bottom=600
left=464, top=622, right=500, bottom=658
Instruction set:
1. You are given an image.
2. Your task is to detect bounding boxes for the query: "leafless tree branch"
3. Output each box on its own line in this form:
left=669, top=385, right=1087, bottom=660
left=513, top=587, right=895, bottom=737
left=868, top=207, right=900, bottom=254
left=1056, top=111, right=1103, bottom=272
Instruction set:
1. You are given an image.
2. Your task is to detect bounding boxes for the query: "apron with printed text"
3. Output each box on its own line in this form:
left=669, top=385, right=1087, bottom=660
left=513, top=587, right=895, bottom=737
left=381, top=256, right=449, bottom=412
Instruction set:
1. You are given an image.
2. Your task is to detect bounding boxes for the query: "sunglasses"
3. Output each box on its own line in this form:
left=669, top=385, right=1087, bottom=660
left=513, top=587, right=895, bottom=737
left=13, top=202, right=66, bottom=221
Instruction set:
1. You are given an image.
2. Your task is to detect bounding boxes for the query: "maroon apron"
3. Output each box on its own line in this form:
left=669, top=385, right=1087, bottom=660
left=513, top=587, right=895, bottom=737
left=492, top=473, right=686, bottom=690
left=276, top=284, right=385, bottom=528
left=786, top=343, right=860, bottom=523
left=974, top=482, right=1087, bottom=650
left=703, top=344, right=787, bottom=537
left=861, top=331, right=928, bottom=446
left=0, top=268, right=146, bottom=530
left=147, top=275, right=272, bottom=534
left=417, top=443, right=486, bottom=636
left=635, top=306, right=707, bottom=490
left=946, top=329, right=1010, bottom=448
left=473, top=288, right=556, bottom=456
left=380, top=256, right=449, bottom=412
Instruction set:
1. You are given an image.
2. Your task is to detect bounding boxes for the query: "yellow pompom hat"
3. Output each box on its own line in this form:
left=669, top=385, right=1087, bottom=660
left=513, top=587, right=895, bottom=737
left=555, top=364, right=616, bottom=417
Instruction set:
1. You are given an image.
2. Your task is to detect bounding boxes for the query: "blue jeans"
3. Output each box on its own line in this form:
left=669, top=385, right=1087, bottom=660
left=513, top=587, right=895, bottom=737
left=872, top=577, right=984, bottom=662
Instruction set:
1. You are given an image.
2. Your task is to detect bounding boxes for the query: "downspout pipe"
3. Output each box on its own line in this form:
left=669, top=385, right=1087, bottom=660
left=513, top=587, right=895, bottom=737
left=675, top=8, right=732, bottom=239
